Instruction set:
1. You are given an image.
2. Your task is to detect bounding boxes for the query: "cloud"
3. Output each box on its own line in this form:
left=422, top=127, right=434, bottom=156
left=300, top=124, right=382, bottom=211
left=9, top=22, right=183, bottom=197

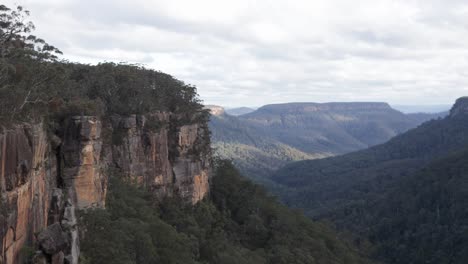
left=4, top=0, right=468, bottom=107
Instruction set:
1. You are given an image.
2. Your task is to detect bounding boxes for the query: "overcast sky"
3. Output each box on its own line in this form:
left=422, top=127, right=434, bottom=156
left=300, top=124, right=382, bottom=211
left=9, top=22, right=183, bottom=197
left=4, top=0, right=468, bottom=107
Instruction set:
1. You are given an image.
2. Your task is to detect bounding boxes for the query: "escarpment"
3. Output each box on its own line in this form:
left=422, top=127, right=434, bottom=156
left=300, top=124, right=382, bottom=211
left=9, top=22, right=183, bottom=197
left=0, top=123, right=52, bottom=264
left=110, top=113, right=211, bottom=203
left=0, top=10, right=212, bottom=262
left=0, top=112, right=211, bottom=264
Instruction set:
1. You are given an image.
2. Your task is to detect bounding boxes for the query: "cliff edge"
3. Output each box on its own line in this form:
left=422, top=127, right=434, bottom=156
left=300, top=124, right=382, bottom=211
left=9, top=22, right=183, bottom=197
left=0, top=111, right=211, bottom=264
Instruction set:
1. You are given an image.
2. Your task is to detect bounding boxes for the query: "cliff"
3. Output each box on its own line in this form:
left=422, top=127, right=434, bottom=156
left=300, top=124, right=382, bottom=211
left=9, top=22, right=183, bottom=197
left=203, top=105, right=225, bottom=116
left=0, top=113, right=211, bottom=264
left=110, top=113, right=210, bottom=203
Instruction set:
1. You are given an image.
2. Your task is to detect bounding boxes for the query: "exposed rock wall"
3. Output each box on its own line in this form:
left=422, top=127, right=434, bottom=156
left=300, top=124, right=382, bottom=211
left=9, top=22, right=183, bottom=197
left=111, top=113, right=211, bottom=204
left=61, top=116, right=107, bottom=209
left=0, top=123, right=53, bottom=264
left=0, top=112, right=211, bottom=264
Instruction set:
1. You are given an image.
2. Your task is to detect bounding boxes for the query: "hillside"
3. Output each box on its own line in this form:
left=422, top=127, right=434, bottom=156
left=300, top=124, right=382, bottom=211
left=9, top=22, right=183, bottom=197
left=225, top=107, right=256, bottom=116
left=242, top=102, right=445, bottom=153
left=358, top=147, right=468, bottom=263
left=209, top=102, right=445, bottom=180
left=80, top=161, right=370, bottom=264
left=271, top=97, right=468, bottom=263
left=391, top=104, right=451, bottom=113
left=406, top=111, right=448, bottom=124
left=209, top=112, right=327, bottom=181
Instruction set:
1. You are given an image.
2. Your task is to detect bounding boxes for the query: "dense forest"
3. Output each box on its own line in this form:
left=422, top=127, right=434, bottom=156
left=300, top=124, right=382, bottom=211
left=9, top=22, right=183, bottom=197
left=271, top=101, right=468, bottom=263
left=363, top=147, right=468, bottom=263
left=79, top=161, right=370, bottom=264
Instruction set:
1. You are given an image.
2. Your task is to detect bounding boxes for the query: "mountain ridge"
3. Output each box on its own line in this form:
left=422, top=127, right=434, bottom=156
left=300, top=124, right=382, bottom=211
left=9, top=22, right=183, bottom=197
left=270, top=97, right=468, bottom=264
left=209, top=101, right=447, bottom=180
left=250, top=102, right=393, bottom=114
left=225, top=107, right=256, bottom=116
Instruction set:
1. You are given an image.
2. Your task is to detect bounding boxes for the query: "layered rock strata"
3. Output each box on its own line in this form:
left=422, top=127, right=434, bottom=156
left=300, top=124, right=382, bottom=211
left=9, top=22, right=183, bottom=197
left=0, top=113, right=211, bottom=264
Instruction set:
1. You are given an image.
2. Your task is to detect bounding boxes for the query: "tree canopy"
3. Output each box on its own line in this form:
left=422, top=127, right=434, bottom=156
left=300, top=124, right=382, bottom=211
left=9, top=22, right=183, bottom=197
left=80, top=160, right=370, bottom=264
left=0, top=4, right=206, bottom=125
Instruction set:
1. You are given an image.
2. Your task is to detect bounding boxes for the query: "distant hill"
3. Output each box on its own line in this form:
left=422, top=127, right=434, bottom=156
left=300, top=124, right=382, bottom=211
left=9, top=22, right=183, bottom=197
left=241, top=102, right=443, bottom=153
left=208, top=102, right=445, bottom=180
left=225, top=107, right=256, bottom=116
left=271, top=97, right=468, bottom=264
left=391, top=104, right=451, bottom=113
left=406, top=111, right=448, bottom=124
left=209, top=113, right=326, bottom=183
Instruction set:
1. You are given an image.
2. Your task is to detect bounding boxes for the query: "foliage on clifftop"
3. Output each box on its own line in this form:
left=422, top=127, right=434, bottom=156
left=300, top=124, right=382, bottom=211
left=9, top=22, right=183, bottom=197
left=79, top=160, right=370, bottom=264
left=0, top=4, right=206, bottom=125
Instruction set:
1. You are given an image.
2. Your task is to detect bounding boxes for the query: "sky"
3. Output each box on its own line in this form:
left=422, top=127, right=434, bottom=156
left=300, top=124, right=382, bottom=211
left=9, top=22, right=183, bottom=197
left=3, top=0, right=468, bottom=107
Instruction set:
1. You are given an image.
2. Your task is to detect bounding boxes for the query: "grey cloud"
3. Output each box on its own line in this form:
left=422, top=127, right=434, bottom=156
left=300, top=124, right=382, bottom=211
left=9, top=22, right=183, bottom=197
left=348, top=30, right=410, bottom=47
left=5, top=0, right=468, bottom=106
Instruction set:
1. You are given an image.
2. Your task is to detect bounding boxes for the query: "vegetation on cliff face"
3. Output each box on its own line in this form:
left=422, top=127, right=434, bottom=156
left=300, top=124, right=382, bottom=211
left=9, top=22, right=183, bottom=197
left=80, top=160, right=370, bottom=264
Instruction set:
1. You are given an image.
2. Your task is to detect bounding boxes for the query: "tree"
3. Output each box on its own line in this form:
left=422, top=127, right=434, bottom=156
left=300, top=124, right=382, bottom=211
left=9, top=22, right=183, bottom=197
left=0, top=4, right=61, bottom=60
left=0, top=4, right=64, bottom=123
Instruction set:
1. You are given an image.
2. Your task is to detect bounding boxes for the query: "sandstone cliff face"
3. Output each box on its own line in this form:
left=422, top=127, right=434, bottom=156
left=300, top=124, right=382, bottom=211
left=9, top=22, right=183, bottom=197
left=62, top=116, right=107, bottom=209
left=111, top=113, right=211, bottom=204
left=204, top=105, right=225, bottom=116
left=0, top=112, right=211, bottom=264
left=0, top=123, right=52, bottom=264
